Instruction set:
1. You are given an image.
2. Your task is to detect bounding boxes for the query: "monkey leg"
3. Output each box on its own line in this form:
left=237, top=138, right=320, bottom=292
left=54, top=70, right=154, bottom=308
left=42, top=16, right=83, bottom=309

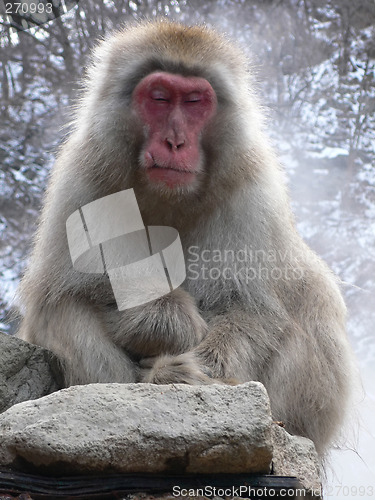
left=260, top=326, right=353, bottom=456
left=18, top=297, right=137, bottom=387
left=190, top=306, right=353, bottom=456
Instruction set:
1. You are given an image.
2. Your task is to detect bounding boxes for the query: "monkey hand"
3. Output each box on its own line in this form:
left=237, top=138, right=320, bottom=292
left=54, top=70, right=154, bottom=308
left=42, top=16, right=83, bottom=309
left=110, top=288, right=208, bottom=358
left=139, top=353, right=219, bottom=385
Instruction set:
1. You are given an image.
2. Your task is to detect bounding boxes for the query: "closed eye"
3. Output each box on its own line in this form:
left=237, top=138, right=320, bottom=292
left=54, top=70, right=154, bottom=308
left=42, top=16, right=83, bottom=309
left=185, top=92, right=202, bottom=103
left=150, top=88, right=170, bottom=101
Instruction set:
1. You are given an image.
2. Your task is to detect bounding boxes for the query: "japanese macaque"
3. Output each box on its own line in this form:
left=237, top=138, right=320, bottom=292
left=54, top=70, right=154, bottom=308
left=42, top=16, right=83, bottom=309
left=18, top=20, right=354, bottom=456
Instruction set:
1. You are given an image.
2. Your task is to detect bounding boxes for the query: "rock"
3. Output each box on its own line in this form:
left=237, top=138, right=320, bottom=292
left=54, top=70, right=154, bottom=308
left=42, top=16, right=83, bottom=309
left=271, top=424, right=322, bottom=496
left=0, top=381, right=273, bottom=474
left=0, top=331, right=64, bottom=414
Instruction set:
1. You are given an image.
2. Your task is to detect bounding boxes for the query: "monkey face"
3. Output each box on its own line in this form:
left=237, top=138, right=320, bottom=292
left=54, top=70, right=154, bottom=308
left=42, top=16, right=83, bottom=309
left=131, top=71, right=217, bottom=192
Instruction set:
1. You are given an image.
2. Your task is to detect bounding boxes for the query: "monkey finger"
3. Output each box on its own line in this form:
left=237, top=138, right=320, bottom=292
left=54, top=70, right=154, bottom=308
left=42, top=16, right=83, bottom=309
left=139, top=357, right=158, bottom=369
left=220, top=377, right=241, bottom=385
left=140, top=353, right=217, bottom=385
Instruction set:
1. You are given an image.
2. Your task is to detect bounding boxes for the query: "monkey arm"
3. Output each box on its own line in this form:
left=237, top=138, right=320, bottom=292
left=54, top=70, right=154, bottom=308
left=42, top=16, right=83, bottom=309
left=18, top=297, right=138, bottom=387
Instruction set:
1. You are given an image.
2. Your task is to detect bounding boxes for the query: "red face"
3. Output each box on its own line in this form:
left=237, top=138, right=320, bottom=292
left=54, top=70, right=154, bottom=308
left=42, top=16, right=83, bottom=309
left=132, top=72, right=217, bottom=189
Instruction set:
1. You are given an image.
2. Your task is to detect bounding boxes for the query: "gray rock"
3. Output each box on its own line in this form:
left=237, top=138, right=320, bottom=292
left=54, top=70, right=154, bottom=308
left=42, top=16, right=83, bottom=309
left=0, top=381, right=273, bottom=474
left=272, top=424, right=322, bottom=498
left=0, top=331, right=64, bottom=414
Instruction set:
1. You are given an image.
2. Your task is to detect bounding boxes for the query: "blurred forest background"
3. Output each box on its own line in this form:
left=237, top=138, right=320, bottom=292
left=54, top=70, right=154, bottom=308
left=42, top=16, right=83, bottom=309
left=0, top=0, right=375, bottom=493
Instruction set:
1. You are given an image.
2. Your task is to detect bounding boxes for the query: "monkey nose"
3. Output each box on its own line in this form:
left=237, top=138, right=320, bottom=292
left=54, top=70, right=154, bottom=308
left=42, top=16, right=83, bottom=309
left=165, top=137, right=185, bottom=151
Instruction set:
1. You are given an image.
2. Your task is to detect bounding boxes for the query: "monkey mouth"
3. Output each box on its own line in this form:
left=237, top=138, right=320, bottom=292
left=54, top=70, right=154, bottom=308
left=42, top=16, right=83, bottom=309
left=146, top=163, right=197, bottom=188
left=149, top=163, right=195, bottom=174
